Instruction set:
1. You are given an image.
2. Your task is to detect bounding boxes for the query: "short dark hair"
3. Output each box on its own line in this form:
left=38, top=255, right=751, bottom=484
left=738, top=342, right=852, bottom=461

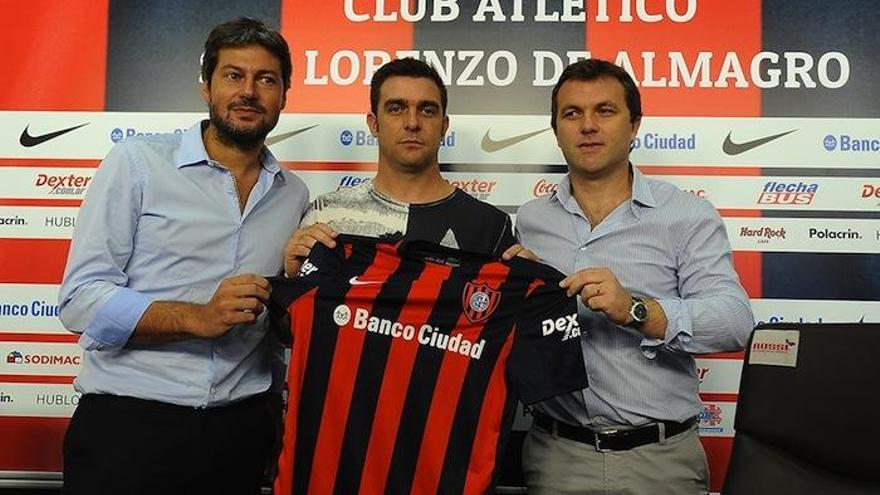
left=370, top=58, right=448, bottom=115
left=550, top=59, right=642, bottom=131
left=202, top=17, right=292, bottom=90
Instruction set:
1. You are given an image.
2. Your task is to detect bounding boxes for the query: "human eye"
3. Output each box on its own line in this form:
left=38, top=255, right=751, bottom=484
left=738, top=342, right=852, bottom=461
left=223, top=71, right=242, bottom=82
left=598, top=105, right=617, bottom=116
left=258, top=74, right=279, bottom=86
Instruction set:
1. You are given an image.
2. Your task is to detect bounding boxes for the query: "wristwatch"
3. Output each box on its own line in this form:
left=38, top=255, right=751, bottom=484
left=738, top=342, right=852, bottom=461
left=628, top=297, right=648, bottom=328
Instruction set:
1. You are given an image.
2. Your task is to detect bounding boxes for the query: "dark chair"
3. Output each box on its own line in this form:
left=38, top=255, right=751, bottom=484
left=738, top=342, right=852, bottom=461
left=723, top=323, right=880, bottom=494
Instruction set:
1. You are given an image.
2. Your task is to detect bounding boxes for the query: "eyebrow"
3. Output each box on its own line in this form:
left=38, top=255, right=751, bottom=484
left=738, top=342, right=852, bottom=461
left=219, top=64, right=280, bottom=77
left=384, top=98, right=441, bottom=109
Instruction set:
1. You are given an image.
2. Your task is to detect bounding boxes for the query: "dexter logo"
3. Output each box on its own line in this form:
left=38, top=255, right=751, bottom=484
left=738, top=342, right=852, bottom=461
left=541, top=314, right=580, bottom=341
left=35, top=174, right=92, bottom=195
left=861, top=184, right=880, bottom=199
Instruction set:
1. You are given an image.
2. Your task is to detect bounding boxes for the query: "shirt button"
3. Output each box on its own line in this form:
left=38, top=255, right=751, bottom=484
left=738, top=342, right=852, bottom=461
left=579, top=246, right=588, bottom=251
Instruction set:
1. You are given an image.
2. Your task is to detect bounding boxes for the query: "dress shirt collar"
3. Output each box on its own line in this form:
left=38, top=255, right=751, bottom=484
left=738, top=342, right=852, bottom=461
left=175, top=120, right=284, bottom=181
left=551, top=163, right=656, bottom=218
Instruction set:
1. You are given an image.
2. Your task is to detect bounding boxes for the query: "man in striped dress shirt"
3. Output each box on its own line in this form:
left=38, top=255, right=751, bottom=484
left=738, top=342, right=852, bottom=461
left=516, top=59, right=755, bottom=494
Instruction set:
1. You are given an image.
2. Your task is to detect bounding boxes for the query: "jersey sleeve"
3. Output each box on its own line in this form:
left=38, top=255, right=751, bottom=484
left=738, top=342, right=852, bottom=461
left=506, top=274, right=588, bottom=405
left=268, top=242, right=343, bottom=345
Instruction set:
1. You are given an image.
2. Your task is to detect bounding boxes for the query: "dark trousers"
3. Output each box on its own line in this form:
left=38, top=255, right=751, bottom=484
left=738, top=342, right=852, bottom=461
left=63, top=393, right=277, bottom=495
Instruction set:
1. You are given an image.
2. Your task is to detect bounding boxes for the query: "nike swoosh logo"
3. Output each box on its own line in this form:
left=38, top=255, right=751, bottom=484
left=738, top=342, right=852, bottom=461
left=20, top=123, right=89, bottom=147
left=722, top=129, right=796, bottom=155
left=349, top=276, right=382, bottom=286
left=481, top=127, right=550, bottom=153
left=264, top=124, right=318, bottom=146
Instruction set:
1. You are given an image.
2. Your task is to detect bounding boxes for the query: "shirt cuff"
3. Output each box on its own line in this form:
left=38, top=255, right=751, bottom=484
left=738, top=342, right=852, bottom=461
left=81, top=288, right=154, bottom=351
left=639, top=297, right=690, bottom=358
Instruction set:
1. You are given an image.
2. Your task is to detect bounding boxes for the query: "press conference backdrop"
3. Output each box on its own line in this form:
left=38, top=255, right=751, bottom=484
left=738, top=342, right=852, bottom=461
left=1, top=1, right=878, bottom=492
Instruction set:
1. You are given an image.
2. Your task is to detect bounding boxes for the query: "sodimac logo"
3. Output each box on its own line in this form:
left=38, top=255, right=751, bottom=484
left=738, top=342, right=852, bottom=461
left=6, top=351, right=81, bottom=366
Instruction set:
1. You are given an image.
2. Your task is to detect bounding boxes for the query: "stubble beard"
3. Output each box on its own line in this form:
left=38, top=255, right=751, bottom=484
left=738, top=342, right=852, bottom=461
left=209, top=100, right=278, bottom=152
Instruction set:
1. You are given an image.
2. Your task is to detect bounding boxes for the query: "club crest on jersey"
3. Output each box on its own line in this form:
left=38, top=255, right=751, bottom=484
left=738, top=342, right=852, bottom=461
left=462, top=281, right=500, bottom=323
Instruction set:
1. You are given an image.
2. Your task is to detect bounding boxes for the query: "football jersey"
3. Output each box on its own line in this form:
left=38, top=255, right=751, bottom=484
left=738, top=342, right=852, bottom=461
left=270, top=235, right=588, bottom=495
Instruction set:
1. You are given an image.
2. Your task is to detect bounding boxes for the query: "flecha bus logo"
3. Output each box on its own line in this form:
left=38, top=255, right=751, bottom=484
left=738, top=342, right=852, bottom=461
left=757, top=181, right=818, bottom=205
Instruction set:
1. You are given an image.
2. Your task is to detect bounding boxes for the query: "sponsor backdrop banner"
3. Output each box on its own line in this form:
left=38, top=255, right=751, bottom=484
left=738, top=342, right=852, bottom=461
left=2, top=1, right=878, bottom=491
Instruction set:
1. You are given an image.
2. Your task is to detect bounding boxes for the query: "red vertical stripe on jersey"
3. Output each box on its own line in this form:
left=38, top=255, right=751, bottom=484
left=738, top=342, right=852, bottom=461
left=359, top=262, right=454, bottom=494
left=586, top=1, right=762, bottom=116
left=410, top=262, right=511, bottom=494
left=280, top=0, right=414, bottom=113
left=0, top=239, right=69, bottom=284
left=306, top=251, right=403, bottom=495
left=1, top=1, right=108, bottom=110
left=461, top=330, right=516, bottom=494
left=274, top=287, right=318, bottom=495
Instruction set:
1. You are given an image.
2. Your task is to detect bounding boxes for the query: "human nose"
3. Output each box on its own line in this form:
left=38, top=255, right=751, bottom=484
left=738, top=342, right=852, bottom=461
left=579, top=114, right=598, bottom=134
left=241, top=76, right=257, bottom=98
left=403, top=108, right=420, bottom=131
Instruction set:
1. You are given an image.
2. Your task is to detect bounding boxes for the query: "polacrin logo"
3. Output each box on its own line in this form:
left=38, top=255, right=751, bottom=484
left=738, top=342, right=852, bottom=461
left=340, top=130, right=354, bottom=146
left=110, top=128, right=125, bottom=143
left=823, top=134, right=838, bottom=151
left=6, top=351, right=23, bottom=364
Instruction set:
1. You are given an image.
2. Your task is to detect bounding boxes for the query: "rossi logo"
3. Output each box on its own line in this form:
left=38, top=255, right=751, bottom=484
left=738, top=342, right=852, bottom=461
left=35, top=174, right=92, bottom=196
left=749, top=329, right=800, bottom=367
left=532, top=178, right=558, bottom=198
left=541, top=314, right=581, bottom=341
left=751, top=339, right=797, bottom=353
left=6, top=351, right=80, bottom=366
left=757, top=181, right=818, bottom=205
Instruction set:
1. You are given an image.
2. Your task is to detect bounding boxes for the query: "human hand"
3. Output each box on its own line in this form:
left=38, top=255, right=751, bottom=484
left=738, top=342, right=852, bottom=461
left=283, top=223, right=337, bottom=276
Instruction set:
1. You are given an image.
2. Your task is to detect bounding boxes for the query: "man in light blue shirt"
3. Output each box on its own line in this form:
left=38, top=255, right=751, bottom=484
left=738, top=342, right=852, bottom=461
left=517, top=59, right=754, bottom=494
left=58, top=18, right=307, bottom=495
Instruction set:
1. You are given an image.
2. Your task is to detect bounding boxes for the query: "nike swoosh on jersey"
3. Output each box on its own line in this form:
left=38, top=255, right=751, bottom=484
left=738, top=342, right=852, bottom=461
left=481, top=127, right=550, bottom=153
left=721, top=129, right=796, bottom=155
left=20, top=123, right=90, bottom=147
left=349, top=276, right=383, bottom=286
left=265, top=124, right=319, bottom=146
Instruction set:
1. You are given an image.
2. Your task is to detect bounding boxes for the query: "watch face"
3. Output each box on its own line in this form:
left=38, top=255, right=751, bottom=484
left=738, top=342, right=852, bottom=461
left=633, top=303, right=648, bottom=321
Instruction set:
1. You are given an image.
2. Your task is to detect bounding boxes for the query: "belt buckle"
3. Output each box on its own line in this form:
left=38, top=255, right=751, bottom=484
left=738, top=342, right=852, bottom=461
left=593, top=429, right=617, bottom=453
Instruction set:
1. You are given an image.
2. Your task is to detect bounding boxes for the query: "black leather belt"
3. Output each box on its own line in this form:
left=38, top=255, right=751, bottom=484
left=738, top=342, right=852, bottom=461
left=532, top=411, right=697, bottom=452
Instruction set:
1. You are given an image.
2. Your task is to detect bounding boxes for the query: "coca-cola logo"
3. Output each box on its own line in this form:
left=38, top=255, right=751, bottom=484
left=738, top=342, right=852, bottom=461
left=533, top=179, right=557, bottom=198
